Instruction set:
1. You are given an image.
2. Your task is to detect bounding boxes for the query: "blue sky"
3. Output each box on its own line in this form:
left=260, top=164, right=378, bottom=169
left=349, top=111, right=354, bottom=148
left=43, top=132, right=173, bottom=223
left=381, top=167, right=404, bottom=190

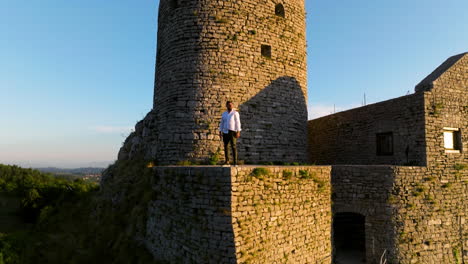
left=0, top=0, right=467, bottom=168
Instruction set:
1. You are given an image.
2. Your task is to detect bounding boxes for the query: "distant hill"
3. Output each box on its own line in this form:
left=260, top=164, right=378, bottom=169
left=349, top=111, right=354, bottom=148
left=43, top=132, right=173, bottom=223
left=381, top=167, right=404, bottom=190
left=36, top=167, right=105, bottom=176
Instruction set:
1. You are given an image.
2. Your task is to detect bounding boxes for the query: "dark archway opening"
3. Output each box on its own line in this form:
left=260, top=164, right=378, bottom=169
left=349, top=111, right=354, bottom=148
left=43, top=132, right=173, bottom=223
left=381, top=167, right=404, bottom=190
left=333, top=212, right=366, bottom=264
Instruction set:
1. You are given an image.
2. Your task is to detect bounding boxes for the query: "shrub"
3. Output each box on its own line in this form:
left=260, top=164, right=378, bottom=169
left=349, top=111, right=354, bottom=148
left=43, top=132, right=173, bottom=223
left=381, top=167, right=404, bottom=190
left=412, top=184, right=426, bottom=197
left=252, top=168, right=269, bottom=178
left=298, top=170, right=327, bottom=192
left=430, top=102, right=444, bottom=116
left=299, top=170, right=312, bottom=179
left=282, top=170, right=293, bottom=180
left=0, top=161, right=154, bottom=264
left=442, top=183, right=452, bottom=189
left=0, top=164, right=98, bottom=224
left=208, top=149, right=221, bottom=165
left=215, top=17, right=229, bottom=23
left=454, top=163, right=467, bottom=171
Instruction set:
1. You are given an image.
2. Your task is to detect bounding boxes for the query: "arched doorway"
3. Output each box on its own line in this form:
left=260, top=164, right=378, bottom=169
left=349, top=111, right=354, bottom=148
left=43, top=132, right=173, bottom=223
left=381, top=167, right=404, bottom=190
left=333, top=212, right=366, bottom=264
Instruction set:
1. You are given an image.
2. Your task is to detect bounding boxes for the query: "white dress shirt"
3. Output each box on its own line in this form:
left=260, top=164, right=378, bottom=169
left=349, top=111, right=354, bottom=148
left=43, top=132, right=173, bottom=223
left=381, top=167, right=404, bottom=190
left=219, top=110, right=242, bottom=134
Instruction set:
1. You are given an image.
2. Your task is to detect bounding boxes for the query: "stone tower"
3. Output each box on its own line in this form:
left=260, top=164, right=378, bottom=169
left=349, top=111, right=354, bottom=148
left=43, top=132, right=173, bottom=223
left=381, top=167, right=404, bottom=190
left=122, top=0, right=308, bottom=164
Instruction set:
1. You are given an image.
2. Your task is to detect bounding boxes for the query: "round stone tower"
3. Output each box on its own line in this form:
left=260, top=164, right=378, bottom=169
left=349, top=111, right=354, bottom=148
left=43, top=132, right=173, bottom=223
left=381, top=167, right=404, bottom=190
left=151, top=0, right=308, bottom=164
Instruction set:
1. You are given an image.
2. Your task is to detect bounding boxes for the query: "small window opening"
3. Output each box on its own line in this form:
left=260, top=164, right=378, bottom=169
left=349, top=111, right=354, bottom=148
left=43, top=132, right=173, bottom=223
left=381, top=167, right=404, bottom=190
left=261, top=45, right=271, bottom=58
left=275, top=4, right=285, bottom=18
left=376, top=132, right=393, bottom=156
left=443, top=127, right=462, bottom=153
left=169, top=0, right=178, bottom=9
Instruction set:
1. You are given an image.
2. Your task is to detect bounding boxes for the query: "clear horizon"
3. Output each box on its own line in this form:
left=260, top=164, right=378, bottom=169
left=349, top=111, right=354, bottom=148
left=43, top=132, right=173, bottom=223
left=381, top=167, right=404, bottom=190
left=1, top=0, right=467, bottom=167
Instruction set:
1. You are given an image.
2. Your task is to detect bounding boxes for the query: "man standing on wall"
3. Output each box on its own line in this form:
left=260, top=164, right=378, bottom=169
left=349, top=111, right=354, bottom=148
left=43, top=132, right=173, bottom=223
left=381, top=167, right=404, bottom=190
left=219, top=101, right=241, bottom=165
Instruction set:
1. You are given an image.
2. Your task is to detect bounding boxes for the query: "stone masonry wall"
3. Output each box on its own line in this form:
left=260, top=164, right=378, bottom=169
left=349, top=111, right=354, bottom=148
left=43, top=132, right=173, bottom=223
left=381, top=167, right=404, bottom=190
left=151, top=0, right=308, bottom=164
left=144, top=166, right=332, bottom=263
left=415, top=52, right=467, bottom=93
left=332, top=165, right=467, bottom=264
left=308, top=93, right=427, bottom=166
left=231, top=166, right=332, bottom=264
left=331, top=166, right=399, bottom=263
left=145, top=166, right=237, bottom=263
left=308, top=54, right=467, bottom=263
left=408, top=53, right=468, bottom=263
left=422, top=54, right=467, bottom=167
left=391, top=166, right=467, bottom=264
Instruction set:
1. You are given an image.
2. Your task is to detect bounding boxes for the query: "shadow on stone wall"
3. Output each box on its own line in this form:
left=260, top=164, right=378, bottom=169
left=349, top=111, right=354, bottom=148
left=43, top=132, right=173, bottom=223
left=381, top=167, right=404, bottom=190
left=238, top=76, right=308, bottom=163
left=307, top=93, right=427, bottom=166
left=331, top=166, right=398, bottom=263
left=145, top=167, right=237, bottom=263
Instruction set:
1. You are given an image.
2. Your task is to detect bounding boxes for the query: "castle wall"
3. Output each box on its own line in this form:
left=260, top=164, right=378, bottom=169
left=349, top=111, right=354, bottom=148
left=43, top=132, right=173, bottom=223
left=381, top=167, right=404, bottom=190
left=152, top=0, right=308, bottom=164
left=331, top=166, right=398, bottom=263
left=231, top=166, right=332, bottom=264
left=424, top=83, right=468, bottom=168
left=391, top=166, right=467, bottom=264
left=308, top=93, right=427, bottom=166
left=332, top=165, right=467, bottom=264
left=145, top=166, right=237, bottom=263
left=311, top=54, right=468, bottom=263
left=144, top=166, right=332, bottom=263
left=403, top=56, right=468, bottom=263
left=415, top=52, right=467, bottom=93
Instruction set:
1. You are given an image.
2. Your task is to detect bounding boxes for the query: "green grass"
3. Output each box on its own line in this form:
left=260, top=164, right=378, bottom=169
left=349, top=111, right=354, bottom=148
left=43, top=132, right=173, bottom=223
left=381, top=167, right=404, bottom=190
left=176, top=160, right=194, bottom=166
left=454, top=163, right=467, bottom=171
left=282, top=170, right=293, bottom=180
left=299, top=170, right=313, bottom=179
left=442, top=182, right=452, bottom=188
left=215, top=17, right=229, bottom=23
left=208, top=148, right=221, bottom=165
left=412, top=184, right=426, bottom=197
left=252, top=168, right=269, bottom=178
left=298, top=170, right=326, bottom=192
left=430, top=102, right=444, bottom=116
left=453, top=247, right=461, bottom=264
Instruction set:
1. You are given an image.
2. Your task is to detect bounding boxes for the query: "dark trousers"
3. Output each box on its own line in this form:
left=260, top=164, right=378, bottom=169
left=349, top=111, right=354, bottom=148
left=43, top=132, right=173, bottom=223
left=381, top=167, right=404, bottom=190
left=223, top=130, right=237, bottom=164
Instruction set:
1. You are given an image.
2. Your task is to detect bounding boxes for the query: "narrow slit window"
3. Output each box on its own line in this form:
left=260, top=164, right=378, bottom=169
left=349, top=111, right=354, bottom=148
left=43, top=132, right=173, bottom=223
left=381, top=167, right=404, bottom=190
left=261, top=45, right=271, bottom=58
left=443, top=127, right=462, bottom=152
left=156, top=48, right=162, bottom=66
left=275, top=4, right=285, bottom=18
left=376, top=132, right=393, bottom=156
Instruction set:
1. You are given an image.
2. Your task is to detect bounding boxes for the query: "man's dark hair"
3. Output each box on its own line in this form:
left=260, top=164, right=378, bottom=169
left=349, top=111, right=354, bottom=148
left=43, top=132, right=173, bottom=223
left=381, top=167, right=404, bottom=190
left=226, top=101, right=232, bottom=104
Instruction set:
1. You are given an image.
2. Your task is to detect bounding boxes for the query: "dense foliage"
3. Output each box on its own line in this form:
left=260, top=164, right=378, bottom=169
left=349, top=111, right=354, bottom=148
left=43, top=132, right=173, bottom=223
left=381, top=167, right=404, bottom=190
left=0, top=164, right=98, bottom=223
left=0, top=164, right=99, bottom=264
left=0, top=162, right=155, bottom=264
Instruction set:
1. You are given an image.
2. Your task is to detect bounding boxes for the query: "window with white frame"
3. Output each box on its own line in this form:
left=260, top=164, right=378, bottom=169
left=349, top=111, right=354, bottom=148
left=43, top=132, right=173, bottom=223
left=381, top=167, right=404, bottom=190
left=443, top=127, right=461, bottom=152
